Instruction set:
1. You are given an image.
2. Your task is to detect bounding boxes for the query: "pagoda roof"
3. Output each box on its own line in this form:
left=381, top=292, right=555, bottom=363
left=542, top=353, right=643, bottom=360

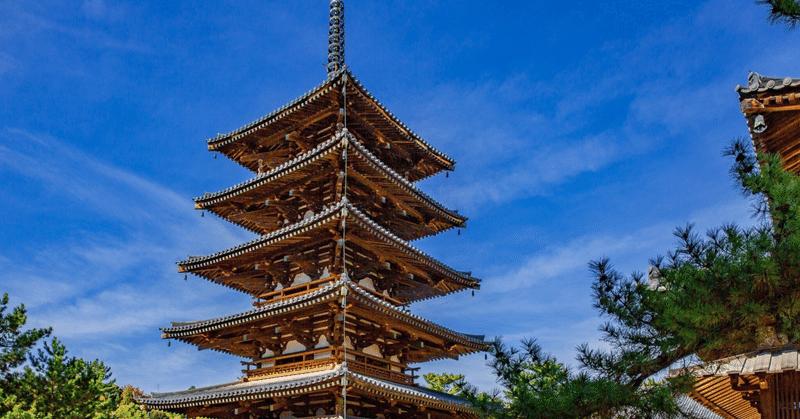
left=179, top=199, right=479, bottom=301
left=139, top=365, right=473, bottom=414
left=737, top=72, right=800, bottom=174
left=195, top=129, right=466, bottom=239
left=737, top=72, right=800, bottom=97
left=206, top=69, right=455, bottom=180
left=674, top=345, right=800, bottom=419
left=162, top=277, right=487, bottom=360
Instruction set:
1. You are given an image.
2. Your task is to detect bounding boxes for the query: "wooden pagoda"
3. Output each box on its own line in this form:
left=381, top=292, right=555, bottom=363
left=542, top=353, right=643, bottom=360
left=139, top=2, right=486, bottom=418
left=678, top=73, right=800, bottom=419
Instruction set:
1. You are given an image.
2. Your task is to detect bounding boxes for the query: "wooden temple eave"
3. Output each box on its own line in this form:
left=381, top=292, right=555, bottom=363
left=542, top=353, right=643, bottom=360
left=343, top=72, right=456, bottom=176
left=178, top=199, right=479, bottom=301
left=160, top=278, right=486, bottom=360
left=138, top=367, right=477, bottom=418
left=206, top=70, right=454, bottom=181
left=677, top=345, right=800, bottom=419
left=738, top=111, right=800, bottom=175
left=194, top=131, right=466, bottom=240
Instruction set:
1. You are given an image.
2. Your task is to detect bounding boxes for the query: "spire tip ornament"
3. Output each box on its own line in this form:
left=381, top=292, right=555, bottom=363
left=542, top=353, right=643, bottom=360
left=327, top=0, right=345, bottom=77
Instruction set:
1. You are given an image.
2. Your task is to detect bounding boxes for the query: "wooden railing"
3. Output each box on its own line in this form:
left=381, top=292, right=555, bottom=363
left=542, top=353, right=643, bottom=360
left=347, top=357, right=414, bottom=386
left=253, top=277, right=336, bottom=307
left=246, top=357, right=336, bottom=380
left=242, top=347, right=416, bottom=385
left=252, top=274, right=405, bottom=307
left=243, top=348, right=336, bottom=380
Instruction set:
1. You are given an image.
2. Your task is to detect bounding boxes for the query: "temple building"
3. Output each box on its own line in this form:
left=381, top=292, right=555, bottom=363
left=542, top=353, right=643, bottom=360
left=678, top=72, right=800, bottom=419
left=139, top=2, right=486, bottom=418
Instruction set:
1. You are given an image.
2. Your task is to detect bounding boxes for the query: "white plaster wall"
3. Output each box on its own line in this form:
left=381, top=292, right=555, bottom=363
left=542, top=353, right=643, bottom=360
left=291, top=272, right=311, bottom=286
left=358, top=277, right=375, bottom=291
left=283, top=340, right=306, bottom=355
left=363, top=344, right=382, bottom=358
left=315, top=335, right=329, bottom=349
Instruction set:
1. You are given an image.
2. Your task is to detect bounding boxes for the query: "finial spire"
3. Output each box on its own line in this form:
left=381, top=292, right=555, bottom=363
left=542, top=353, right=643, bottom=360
left=327, top=0, right=345, bottom=77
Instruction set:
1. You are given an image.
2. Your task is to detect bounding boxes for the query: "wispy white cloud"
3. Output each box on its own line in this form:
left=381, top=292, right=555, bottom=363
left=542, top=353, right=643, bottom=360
left=0, top=128, right=254, bottom=389
left=2, top=7, right=150, bottom=54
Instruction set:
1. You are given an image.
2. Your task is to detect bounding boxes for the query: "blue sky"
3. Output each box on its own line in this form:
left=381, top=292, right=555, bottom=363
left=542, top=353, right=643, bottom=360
left=1, top=0, right=799, bottom=394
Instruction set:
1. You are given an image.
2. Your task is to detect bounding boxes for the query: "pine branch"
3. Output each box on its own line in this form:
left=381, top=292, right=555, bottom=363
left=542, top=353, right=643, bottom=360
left=758, top=0, right=800, bottom=29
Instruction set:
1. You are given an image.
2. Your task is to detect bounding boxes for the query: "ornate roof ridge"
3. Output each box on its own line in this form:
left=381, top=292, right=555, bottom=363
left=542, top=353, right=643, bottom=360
left=162, top=278, right=484, bottom=349
left=348, top=371, right=471, bottom=409
left=179, top=198, right=479, bottom=290
left=207, top=69, right=346, bottom=147
left=206, top=70, right=455, bottom=170
left=195, top=132, right=345, bottom=204
left=343, top=71, right=455, bottom=168
left=343, top=279, right=486, bottom=348
left=680, top=344, right=800, bottom=378
left=343, top=202, right=479, bottom=288
left=162, top=279, right=345, bottom=335
left=737, top=71, right=800, bottom=96
left=179, top=200, right=345, bottom=268
left=139, top=367, right=474, bottom=412
left=196, top=130, right=466, bottom=227
left=345, top=132, right=466, bottom=224
left=141, top=366, right=344, bottom=408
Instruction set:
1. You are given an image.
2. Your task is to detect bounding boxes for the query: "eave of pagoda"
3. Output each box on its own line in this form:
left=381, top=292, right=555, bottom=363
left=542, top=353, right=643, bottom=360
left=161, top=278, right=487, bottom=363
left=674, top=345, right=800, bottom=419
left=195, top=130, right=466, bottom=240
left=178, top=199, right=479, bottom=303
left=738, top=72, right=800, bottom=174
left=138, top=367, right=477, bottom=419
left=206, top=69, right=454, bottom=182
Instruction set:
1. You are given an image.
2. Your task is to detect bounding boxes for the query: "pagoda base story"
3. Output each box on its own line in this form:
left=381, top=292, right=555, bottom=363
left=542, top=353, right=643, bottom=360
left=142, top=366, right=476, bottom=419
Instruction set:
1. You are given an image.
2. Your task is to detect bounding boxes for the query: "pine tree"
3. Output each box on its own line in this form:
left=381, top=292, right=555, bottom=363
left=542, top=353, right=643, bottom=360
left=0, top=294, right=50, bottom=378
left=454, top=138, right=800, bottom=418
left=758, top=0, right=800, bottom=28
left=11, top=337, right=117, bottom=419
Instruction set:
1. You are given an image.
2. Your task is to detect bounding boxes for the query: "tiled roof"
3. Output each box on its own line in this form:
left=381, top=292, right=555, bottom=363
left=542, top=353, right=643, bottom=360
left=344, top=71, right=455, bottom=168
left=671, top=346, right=800, bottom=419
left=139, top=364, right=474, bottom=412
left=197, top=133, right=344, bottom=204
left=162, top=277, right=487, bottom=353
left=178, top=198, right=480, bottom=291
left=737, top=72, right=800, bottom=96
left=195, top=129, right=465, bottom=228
left=349, top=370, right=471, bottom=409
left=141, top=366, right=343, bottom=409
left=690, top=345, right=800, bottom=377
left=207, top=68, right=346, bottom=148
left=207, top=69, right=455, bottom=169
left=163, top=280, right=340, bottom=335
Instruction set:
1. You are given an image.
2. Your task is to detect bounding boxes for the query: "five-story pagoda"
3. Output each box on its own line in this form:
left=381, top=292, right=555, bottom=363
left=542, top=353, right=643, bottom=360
left=140, top=2, right=486, bottom=418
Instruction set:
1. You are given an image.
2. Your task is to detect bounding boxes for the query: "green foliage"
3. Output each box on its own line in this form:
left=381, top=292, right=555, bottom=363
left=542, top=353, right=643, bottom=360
left=0, top=294, right=51, bottom=378
left=9, top=337, right=117, bottom=418
left=457, top=339, right=687, bottom=419
left=642, top=138, right=800, bottom=360
left=423, top=372, right=464, bottom=394
left=0, top=293, right=178, bottom=418
left=758, top=0, right=800, bottom=28
left=111, top=387, right=183, bottom=419
left=456, top=139, right=800, bottom=418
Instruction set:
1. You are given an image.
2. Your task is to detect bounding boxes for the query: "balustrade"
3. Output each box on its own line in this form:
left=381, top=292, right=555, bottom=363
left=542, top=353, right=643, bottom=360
left=242, top=347, right=416, bottom=385
left=252, top=274, right=404, bottom=307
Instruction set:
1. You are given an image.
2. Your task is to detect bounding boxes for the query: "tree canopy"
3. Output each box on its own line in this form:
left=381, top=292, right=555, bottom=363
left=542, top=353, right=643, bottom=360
left=758, top=0, right=800, bottom=28
left=0, top=293, right=183, bottom=419
left=441, top=138, right=800, bottom=418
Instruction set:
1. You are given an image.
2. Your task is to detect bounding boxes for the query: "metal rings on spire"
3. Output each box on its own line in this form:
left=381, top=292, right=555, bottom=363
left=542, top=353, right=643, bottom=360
left=327, top=0, right=345, bottom=77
